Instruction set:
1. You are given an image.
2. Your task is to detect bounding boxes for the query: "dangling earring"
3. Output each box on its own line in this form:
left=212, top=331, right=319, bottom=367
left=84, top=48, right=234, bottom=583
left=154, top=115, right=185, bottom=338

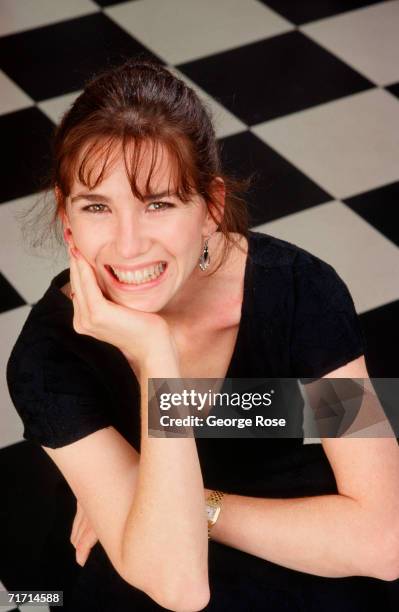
left=199, top=236, right=211, bottom=271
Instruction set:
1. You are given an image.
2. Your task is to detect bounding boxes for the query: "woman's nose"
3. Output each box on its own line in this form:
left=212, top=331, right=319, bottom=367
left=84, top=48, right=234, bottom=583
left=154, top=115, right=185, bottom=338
left=114, top=213, right=151, bottom=260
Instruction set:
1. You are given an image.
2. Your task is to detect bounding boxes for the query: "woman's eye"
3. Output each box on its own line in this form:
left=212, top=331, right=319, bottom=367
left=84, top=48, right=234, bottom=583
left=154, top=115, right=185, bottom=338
left=147, top=201, right=173, bottom=213
left=82, top=202, right=173, bottom=214
left=82, top=203, right=108, bottom=214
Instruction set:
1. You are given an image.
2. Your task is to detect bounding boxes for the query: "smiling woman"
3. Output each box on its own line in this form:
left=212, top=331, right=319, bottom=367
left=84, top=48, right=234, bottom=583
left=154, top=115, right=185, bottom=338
left=61, top=139, right=228, bottom=314
left=6, top=57, right=399, bottom=612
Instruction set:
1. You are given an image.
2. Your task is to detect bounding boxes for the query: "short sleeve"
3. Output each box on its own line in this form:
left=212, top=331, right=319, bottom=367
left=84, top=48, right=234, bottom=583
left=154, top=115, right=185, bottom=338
left=6, top=338, right=113, bottom=449
left=290, top=259, right=366, bottom=383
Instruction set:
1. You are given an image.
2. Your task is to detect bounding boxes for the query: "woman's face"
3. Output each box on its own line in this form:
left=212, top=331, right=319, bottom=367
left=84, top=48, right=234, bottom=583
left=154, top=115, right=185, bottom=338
left=61, top=142, right=221, bottom=314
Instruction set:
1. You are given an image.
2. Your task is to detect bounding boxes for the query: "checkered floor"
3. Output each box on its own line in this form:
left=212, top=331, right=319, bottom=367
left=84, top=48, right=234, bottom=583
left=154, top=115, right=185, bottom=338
left=1, top=0, right=399, bottom=608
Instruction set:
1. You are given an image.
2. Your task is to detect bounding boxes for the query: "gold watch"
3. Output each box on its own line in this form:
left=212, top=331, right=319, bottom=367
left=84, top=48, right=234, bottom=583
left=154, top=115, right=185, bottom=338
left=205, top=490, right=224, bottom=539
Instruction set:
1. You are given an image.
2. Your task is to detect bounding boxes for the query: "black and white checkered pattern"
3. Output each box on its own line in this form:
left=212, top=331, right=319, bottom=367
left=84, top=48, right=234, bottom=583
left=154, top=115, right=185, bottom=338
left=1, top=1, right=399, bottom=608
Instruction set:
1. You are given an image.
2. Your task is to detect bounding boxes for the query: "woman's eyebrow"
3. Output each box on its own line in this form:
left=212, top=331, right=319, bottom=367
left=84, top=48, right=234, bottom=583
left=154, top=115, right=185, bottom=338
left=71, top=191, right=177, bottom=203
left=143, top=191, right=178, bottom=200
left=71, top=193, right=111, bottom=203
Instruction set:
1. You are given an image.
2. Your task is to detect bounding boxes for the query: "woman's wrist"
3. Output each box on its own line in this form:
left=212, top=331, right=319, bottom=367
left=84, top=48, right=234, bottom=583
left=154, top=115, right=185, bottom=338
left=139, top=340, right=181, bottom=381
left=122, top=331, right=179, bottom=378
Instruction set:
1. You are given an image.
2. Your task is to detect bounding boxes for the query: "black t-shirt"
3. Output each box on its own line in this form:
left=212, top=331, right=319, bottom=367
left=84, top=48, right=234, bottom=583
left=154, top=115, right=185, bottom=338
left=8, top=229, right=380, bottom=611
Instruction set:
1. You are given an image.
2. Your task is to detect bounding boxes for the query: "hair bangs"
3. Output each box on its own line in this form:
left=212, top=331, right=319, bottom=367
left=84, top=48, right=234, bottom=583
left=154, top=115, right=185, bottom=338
left=57, top=134, right=122, bottom=196
left=120, top=134, right=199, bottom=203
left=77, top=137, right=119, bottom=190
left=59, top=131, right=199, bottom=205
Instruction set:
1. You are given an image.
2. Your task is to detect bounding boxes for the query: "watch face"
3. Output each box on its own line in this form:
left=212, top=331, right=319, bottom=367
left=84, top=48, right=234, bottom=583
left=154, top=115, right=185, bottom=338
left=206, top=506, right=215, bottom=520
left=206, top=505, right=220, bottom=523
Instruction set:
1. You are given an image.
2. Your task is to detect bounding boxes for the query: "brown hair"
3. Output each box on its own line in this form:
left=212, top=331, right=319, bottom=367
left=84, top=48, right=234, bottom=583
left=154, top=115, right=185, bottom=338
left=21, top=58, right=252, bottom=275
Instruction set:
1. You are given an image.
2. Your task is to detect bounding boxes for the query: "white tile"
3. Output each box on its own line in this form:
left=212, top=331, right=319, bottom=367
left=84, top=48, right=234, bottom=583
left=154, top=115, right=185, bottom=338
left=167, top=66, right=246, bottom=139
left=0, top=194, right=69, bottom=305
left=0, top=305, right=32, bottom=449
left=0, top=70, right=33, bottom=115
left=252, top=89, right=399, bottom=199
left=19, top=606, right=51, bottom=612
left=301, top=0, right=399, bottom=86
left=0, top=0, right=98, bottom=37
left=0, top=579, right=24, bottom=611
left=254, top=201, right=399, bottom=314
left=0, top=602, right=16, bottom=612
left=38, top=90, right=82, bottom=124
left=106, top=0, right=292, bottom=64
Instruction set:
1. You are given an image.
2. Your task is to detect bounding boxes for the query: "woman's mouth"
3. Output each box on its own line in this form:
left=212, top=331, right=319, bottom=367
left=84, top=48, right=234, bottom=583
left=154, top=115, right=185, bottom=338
left=104, top=262, right=168, bottom=291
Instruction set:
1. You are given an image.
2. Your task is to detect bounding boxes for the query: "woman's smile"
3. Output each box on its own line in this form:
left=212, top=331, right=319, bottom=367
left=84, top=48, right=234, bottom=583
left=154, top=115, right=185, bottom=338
left=104, top=260, right=169, bottom=291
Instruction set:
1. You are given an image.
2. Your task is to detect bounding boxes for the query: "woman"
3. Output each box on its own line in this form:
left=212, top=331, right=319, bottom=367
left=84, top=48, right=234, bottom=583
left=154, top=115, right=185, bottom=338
left=6, top=59, right=399, bottom=611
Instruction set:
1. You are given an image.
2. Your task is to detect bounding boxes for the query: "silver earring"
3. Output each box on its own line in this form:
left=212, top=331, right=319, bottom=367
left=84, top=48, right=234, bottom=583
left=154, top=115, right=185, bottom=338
left=199, top=236, right=211, bottom=271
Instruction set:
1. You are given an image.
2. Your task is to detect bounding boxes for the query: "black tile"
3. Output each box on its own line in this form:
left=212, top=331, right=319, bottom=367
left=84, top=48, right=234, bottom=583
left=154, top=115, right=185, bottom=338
left=178, top=32, right=373, bottom=125
left=0, top=273, right=26, bottom=313
left=360, top=300, right=399, bottom=377
left=0, top=107, right=54, bottom=204
left=261, top=0, right=386, bottom=25
left=0, top=12, right=162, bottom=102
left=343, top=182, right=399, bottom=247
left=386, top=82, right=399, bottom=100
left=219, top=130, right=331, bottom=226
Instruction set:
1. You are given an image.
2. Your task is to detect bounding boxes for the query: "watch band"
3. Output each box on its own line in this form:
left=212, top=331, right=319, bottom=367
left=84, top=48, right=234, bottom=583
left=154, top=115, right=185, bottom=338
left=205, top=490, right=225, bottom=540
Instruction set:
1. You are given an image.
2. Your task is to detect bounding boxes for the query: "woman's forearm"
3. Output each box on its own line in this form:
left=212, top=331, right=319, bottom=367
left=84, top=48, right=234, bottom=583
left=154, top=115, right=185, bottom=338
left=120, top=347, right=209, bottom=610
left=209, top=491, right=388, bottom=580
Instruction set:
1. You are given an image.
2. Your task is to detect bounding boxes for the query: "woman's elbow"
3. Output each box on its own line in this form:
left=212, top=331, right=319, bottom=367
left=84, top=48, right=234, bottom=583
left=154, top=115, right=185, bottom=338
left=375, top=535, right=399, bottom=582
left=121, top=567, right=210, bottom=611
left=163, top=584, right=210, bottom=612
left=147, top=581, right=211, bottom=612
left=362, top=524, right=399, bottom=582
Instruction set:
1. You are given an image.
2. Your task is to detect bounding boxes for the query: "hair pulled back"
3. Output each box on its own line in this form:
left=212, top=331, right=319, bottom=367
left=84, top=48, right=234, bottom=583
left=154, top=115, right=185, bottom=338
left=23, top=58, right=252, bottom=274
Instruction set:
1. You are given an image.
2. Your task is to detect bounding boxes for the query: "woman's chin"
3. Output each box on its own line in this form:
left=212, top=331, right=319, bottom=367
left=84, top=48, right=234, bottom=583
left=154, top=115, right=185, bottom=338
left=109, top=291, right=167, bottom=313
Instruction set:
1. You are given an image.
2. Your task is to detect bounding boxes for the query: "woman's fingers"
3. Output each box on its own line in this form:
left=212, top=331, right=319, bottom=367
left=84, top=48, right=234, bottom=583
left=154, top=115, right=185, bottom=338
left=70, top=499, right=98, bottom=566
left=70, top=515, right=80, bottom=547
left=70, top=500, right=85, bottom=546
left=71, top=248, right=106, bottom=316
left=72, top=519, right=86, bottom=550
left=76, top=548, right=89, bottom=567
left=75, top=526, right=98, bottom=566
left=70, top=501, right=82, bottom=543
left=69, top=248, right=89, bottom=329
left=79, top=525, right=99, bottom=548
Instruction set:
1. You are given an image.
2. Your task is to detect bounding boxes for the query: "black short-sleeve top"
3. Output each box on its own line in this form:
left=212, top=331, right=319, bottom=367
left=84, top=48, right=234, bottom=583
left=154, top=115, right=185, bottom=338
left=6, top=230, right=368, bottom=610
left=6, top=228, right=367, bottom=486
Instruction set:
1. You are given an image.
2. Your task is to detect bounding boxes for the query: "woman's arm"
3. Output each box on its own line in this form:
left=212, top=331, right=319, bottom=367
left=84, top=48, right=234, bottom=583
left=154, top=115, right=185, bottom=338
left=208, top=356, right=399, bottom=582
left=64, top=249, right=209, bottom=611
left=120, top=343, right=210, bottom=611
left=208, top=471, right=397, bottom=580
left=63, top=341, right=210, bottom=611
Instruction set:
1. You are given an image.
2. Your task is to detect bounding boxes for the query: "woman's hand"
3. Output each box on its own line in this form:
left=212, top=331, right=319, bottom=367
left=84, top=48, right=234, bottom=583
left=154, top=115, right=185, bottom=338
left=68, top=247, right=176, bottom=374
left=70, top=499, right=98, bottom=567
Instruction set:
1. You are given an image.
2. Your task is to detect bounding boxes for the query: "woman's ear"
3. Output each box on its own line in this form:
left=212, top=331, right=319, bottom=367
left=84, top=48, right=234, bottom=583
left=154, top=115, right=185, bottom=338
left=57, top=205, right=74, bottom=249
left=55, top=186, right=75, bottom=249
left=63, top=226, right=74, bottom=247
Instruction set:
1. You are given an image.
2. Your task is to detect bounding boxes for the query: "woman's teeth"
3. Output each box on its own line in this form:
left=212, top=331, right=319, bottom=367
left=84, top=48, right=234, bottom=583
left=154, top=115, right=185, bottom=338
left=110, top=262, right=166, bottom=285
